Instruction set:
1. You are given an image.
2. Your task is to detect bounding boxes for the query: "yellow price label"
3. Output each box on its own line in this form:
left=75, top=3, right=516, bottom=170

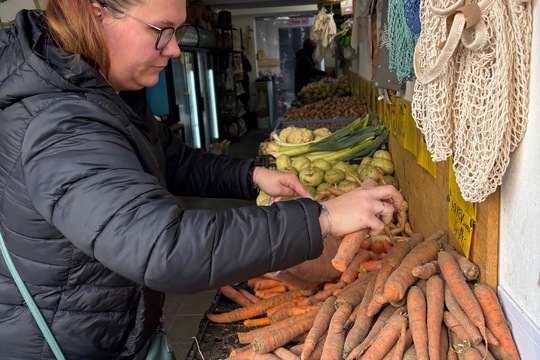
left=417, top=134, right=437, bottom=177
left=448, top=158, right=476, bottom=257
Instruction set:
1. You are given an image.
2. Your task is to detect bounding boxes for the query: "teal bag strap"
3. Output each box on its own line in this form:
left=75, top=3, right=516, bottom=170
left=0, top=232, right=66, bottom=360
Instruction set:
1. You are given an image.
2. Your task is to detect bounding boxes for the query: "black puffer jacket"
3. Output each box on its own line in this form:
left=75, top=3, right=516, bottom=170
left=0, top=10, right=323, bottom=359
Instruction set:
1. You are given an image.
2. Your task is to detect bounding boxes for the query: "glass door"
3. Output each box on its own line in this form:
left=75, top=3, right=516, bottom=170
left=171, top=52, right=202, bottom=148
left=195, top=51, right=220, bottom=149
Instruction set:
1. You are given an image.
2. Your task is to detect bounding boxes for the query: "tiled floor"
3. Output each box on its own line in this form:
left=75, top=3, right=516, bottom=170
left=163, top=127, right=271, bottom=359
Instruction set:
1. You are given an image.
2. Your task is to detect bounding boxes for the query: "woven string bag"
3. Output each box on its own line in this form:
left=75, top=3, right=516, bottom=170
left=411, top=0, right=460, bottom=162
left=412, top=0, right=532, bottom=202
left=388, top=0, right=419, bottom=82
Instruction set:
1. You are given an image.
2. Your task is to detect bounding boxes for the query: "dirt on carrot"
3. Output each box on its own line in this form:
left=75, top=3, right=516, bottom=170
left=407, top=285, right=429, bottom=360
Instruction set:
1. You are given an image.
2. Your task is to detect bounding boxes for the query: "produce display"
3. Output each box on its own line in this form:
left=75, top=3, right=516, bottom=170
left=207, top=190, right=520, bottom=359
left=206, top=144, right=519, bottom=359
left=260, top=115, right=389, bottom=165
left=297, top=76, right=352, bottom=100
left=283, top=96, right=367, bottom=121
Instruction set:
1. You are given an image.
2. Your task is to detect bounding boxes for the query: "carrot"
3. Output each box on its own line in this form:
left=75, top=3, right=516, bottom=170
left=313, top=281, right=346, bottom=302
left=345, top=302, right=361, bottom=330
left=372, top=239, right=388, bottom=254
left=335, top=270, right=377, bottom=309
left=345, top=305, right=405, bottom=360
left=238, top=309, right=318, bottom=345
left=360, top=310, right=408, bottom=360
left=331, top=229, right=370, bottom=272
left=267, top=297, right=307, bottom=317
left=309, top=333, right=328, bottom=360
left=301, top=295, right=336, bottom=360
left=255, top=291, right=283, bottom=300
left=427, top=276, right=445, bottom=360
left=251, top=311, right=318, bottom=354
left=288, top=343, right=304, bottom=356
left=439, top=323, right=449, bottom=360
left=370, top=237, right=440, bottom=314
left=407, top=285, right=429, bottom=360
left=438, top=251, right=487, bottom=344
left=227, top=346, right=256, bottom=359
left=361, top=237, right=373, bottom=250
left=244, top=317, right=271, bottom=327
left=341, top=249, right=372, bottom=284
left=402, top=345, right=417, bottom=360
left=240, top=289, right=261, bottom=303
left=473, top=283, right=521, bottom=360
left=446, top=329, right=459, bottom=360
left=382, top=328, right=412, bottom=360
left=444, top=310, right=475, bottom=343
left=343, top=277, right=376, bottom=358
left=359, top=259, right=383, bottom=272
left=249, top=277, right=285, bottom=291
left=457, top=345, right=483, bottom=360
left=259, top=285, right=288, bottom=294
left=220, top=286, right=255, bottom=307
left=367, top=233, right=424, bottom=316
left=249, top=353, right=280, bottom=359
left=272, top=347, right=300, bottom=360
left=269, top=303, right=322, bottom=324
left=229, top=344, right=253, bottom=357
left=321, top=302, right=353, bottom=359
left=412, top=260, right=440, bottom=279
left=442, top=243, right=480, bottom=281
left=472, top=343, right=497, bottom=360
left=207, top=289, right=313, bottom=323
left=444, top=284, right=483, bottom=345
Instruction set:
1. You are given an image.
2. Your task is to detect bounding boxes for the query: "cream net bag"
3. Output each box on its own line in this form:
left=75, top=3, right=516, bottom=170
left=412, top=0, right=532, bottom=203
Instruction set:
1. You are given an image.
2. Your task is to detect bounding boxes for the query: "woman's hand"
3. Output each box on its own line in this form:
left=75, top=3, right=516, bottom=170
left=321, top=185, right=403, bottom=237
left=253, top=167, right=312, bottom=200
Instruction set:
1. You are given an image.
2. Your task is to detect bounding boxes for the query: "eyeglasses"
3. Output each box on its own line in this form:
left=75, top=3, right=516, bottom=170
left=99, top=2, right=189, bottom=50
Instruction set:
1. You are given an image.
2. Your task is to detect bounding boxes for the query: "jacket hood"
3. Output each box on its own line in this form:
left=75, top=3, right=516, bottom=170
left=0, top=10, right=114, bottom=110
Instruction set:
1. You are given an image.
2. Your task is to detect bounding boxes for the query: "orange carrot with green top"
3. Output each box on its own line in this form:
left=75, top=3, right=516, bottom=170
left=473, top=283, right=521, bottom=360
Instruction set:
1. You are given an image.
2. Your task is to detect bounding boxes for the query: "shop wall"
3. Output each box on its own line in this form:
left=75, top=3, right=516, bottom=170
left=0, top=0, right=37, bottom=21
left=350, top=0, right=540, bottom=347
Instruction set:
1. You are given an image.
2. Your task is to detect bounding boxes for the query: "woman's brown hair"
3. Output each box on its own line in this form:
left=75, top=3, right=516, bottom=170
left=45, top=0, right=142, bottom=77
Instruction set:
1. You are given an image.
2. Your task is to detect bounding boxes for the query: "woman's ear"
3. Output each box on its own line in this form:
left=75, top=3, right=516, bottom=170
left=91, top=2, right=105, bottom=21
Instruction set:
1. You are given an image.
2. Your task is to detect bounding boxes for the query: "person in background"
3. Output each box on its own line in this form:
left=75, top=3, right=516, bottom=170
left=294, top=38, right=327, bottom=96
left=0, top=0, right=403, bottom=358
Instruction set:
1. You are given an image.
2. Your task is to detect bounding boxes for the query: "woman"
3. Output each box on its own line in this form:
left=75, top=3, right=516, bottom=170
left=0, top=0, right=402, bottom=358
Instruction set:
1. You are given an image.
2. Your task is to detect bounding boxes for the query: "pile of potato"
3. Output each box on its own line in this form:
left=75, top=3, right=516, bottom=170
left=283, top=96, right=367, bottom=121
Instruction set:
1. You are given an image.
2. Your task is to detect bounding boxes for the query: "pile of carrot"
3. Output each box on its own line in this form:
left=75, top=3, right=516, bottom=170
left=207, top=208, right=520, bottom=359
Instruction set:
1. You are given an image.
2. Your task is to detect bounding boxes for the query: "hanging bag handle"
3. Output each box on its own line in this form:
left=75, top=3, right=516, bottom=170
left=0, top=232, right=66, bottom=360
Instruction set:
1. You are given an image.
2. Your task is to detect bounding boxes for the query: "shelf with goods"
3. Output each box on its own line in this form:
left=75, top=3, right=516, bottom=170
left=213, top=24, right=247, bottom=140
